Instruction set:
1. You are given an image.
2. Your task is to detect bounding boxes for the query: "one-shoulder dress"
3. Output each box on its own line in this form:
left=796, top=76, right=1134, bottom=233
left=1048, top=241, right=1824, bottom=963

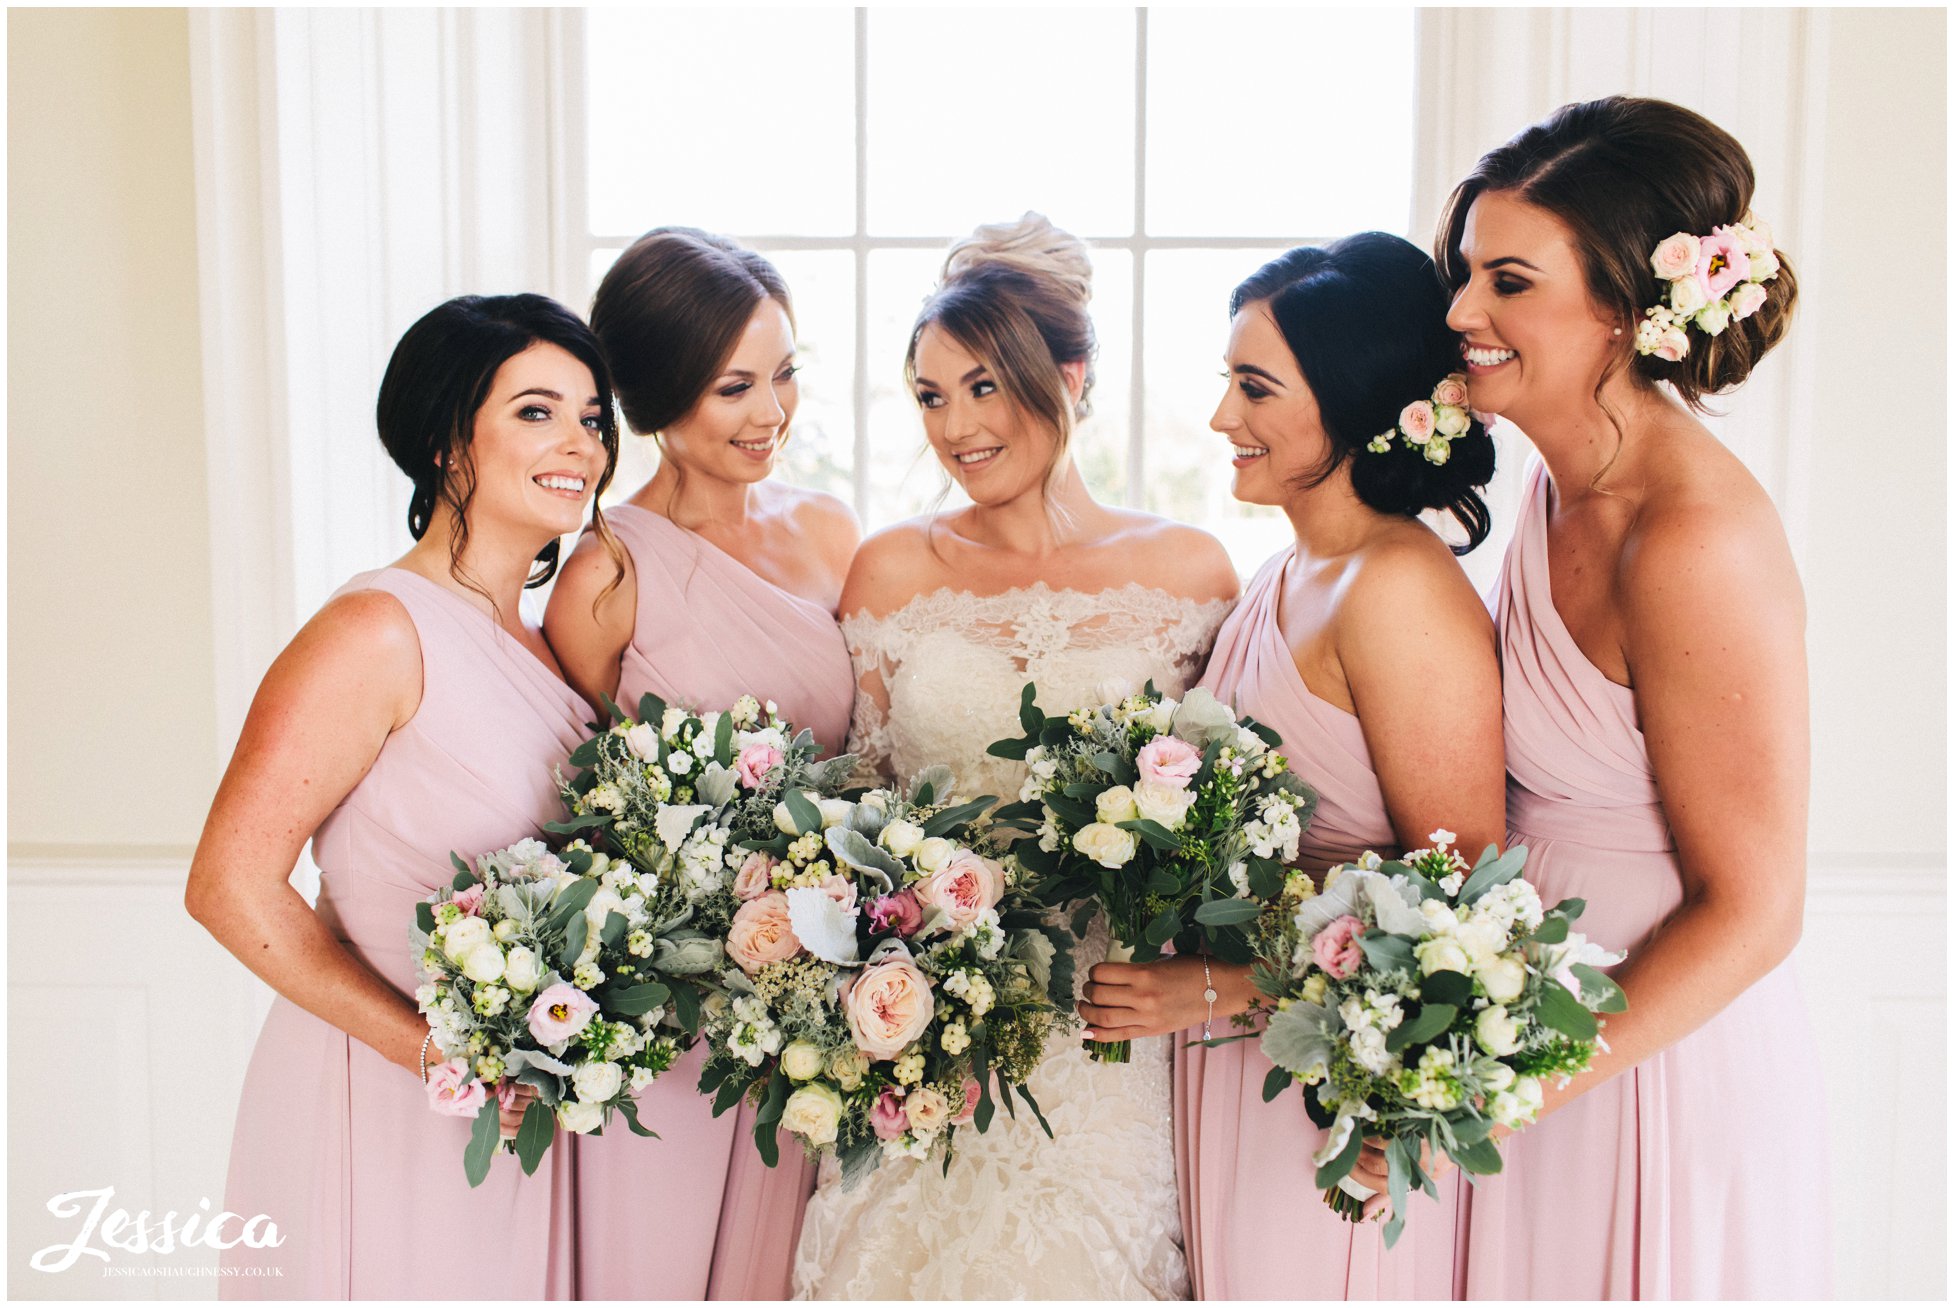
left=220, top=567, right=591, bottom=1299
left=572, top=503, right=854, bottom=1300
left=1176, top=547, right=1464, bottom=1299
left=1459, top=462, right=1831, bottom=1298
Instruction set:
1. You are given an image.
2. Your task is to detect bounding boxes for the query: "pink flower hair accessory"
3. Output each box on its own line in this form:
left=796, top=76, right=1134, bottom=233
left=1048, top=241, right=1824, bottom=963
left=1635, top=214, right=1780, bottom=361
left=1366, top=373, right=1475, bottom=467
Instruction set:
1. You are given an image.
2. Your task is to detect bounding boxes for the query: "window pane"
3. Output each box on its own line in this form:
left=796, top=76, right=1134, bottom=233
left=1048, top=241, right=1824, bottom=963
left=1146, top=8, right=1415, bottom=237
left=1143, top=249, right=1296, bottom=577
left=763, top=249, right=856, bottom=503
left=865, top=10, right=1136, bottom=235
left=585, top=10, right=855, bottom=237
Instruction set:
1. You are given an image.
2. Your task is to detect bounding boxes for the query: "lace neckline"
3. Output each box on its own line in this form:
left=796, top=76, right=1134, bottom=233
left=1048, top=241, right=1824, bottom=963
left=843, top=579, right=1235, bottom=630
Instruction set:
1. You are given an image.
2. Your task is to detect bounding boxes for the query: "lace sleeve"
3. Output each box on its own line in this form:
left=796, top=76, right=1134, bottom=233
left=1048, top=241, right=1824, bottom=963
left=840, top=613, right=901, bottom=790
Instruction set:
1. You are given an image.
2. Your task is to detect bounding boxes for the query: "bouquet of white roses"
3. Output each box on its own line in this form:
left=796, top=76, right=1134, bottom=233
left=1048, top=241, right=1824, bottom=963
left=987, top=681, right=1317, bottom=1062
left=1247, top=832, right=1626, bottom=1245
left=550, top=692, right=859, bottom=1037
left=411, top=838, right=683, bottom=1186
left=696, top=768, right=1076, bottom=1184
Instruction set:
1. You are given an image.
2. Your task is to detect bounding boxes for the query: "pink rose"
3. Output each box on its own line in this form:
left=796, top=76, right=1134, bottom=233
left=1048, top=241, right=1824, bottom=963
left=727, top=892, right=801, bottom=975
left=735, top=742, right=785, bottom=790
left=953, top=1077, right=982, bottom=1126
left=1311, top=915, right=1367, bottom=981
left=1431, top=373, right=1469, bottom=409
left=904, top=1086, right=951, bottom=1133
left=870, top=1088, right=909, bottom=1141
left=452, top=884, right=486, bottom=917
left=733, top=851, right=778, bottom=901
left=819, top=873, right=860, bottom=911
left=1398, top=399, right=1437, bottom=445
left=425, top=1059, right=488, bottom=1117
left=1655, top=324, right=1691, bottom=362
left=1136, top=735, right=1201, bottom=791
left=843, top=952, right=936, bottom=1060
left=912, top=852, right=1004, bottom=931
left=1694, top=229, right=1751, bottom=300
left=1728, top=281, right=1768, bottom=321
left=1649, top=231, right=1702, bottom=281
left=527, top=983, right=600, bottom=1044
left=867, top=890, right=924, bottom=938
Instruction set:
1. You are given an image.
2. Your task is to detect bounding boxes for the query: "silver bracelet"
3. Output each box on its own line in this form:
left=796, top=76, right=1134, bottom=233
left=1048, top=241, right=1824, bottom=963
left=1201, top=958, right=1218, bottom=1042
left=419, top=1032, right=436, bottom=1083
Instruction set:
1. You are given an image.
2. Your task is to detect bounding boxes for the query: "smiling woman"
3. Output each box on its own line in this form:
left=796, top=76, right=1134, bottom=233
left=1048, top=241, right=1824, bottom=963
left=183, top=294, right=618, bottom=1298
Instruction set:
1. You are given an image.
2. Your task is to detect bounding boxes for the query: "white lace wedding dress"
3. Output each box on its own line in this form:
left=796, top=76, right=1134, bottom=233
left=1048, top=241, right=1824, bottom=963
left=792, top=582, right=1234, bottom=1301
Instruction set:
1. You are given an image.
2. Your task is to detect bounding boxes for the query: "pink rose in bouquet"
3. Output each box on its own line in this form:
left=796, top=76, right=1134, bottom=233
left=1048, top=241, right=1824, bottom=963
left=735, top=742, right=785, bottom=790
left=844, top=951, right=935, bottom=1060
left=1312, top=915, right=1367, bottom=981
left=727, top=892, right=801, bottom=975
left=913, top=851, right=1004, bottom=930
left=733, top=850, right=778, bottom=901
left=1136, top=735, right=1201, bottom=790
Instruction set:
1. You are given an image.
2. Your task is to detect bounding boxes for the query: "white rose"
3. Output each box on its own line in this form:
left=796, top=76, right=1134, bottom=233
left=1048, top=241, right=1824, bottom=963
left=572, top=1060, right=624, bottom=1104
left=1095, top=786, right=1141, bottom=825
left=1692, top=300, right=1731, bottom=337
left=781, top=1083, right=844, bottom=1146
left=460, top=942, right=506, bottom=984
left=818, top=798, right=853, bottom=830
left=1729, top=281, right=1768, bottom=321
left=881, top=820, right=925, bottom=858
left=492, top=918, right=520, bottom=943
left=781, top=1041, right=827, bottom=1082
left=556, top=1100, right=605, bottom=1134
left=1132, top=778, right=1196, bottom=831
left=440, top=916, right=492, bottom=963
left=1747, top=248, right=1781, bottom=283
left=1453, top=918, right=1506, bottom=967
left=1477, top=1059, right=1516, bottom=1094
left=503, top=946, right=541, bottom=994
left=1656, top=324, right=1691, bottom=362
left=623, top=723, right=659, bottom=760
left=1072, top=822, right=1138, bottom=869
left=1477, top=954, right=1528, bottom=1004
left=1475, top=1005, right=1522, bottom=1057
left=1415, top=937, right=1471, bottom=976
left=1434, top=404, right=1470, bottom=436
left=1649, top=231, right=1701, bottom=281
left=1668, top=275, right=1708, bottom=316
left=773, top=802, right=804, bottom=836
left=914, top=837, right=954, bottom=873
left=584, top=887, right=627, bottom=933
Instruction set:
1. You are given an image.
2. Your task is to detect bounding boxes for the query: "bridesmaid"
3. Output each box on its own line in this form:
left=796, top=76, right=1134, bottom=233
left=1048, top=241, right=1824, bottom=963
left=186, top=294, right=619, bottom=1298
left=1439, top=96, right=1829, bottom=1297
left=543, top=228, right=859, bottom=1299
left=1079, top=233, right=1506, bottom=1298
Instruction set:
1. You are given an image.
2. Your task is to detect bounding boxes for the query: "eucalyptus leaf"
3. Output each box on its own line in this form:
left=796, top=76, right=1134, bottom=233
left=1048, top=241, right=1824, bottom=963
left=1385, top=1002, right=1457, bottom=1054
left=1458, top=845, right=1528, bottom=905
left=605, top=981, right=671, bottom=1016
left=462, top=1097, right=500, bottom=1188
left=1192, top=898, right=1260, bottom=927
left=1262, top=1065, right=1292, bottom=1103
left=514, top=1100, right=554, bottom=1175
left=1143, top=907, right=1181, bottom=946
left=783, top=789, right=823, bottom=838
left=1569, top=962, right=1628, bottom=1013
left=1535, top=978, right=1600, bottom=1039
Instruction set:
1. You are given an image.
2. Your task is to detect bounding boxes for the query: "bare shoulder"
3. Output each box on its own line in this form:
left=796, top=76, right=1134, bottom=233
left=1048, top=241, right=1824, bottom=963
left=547, top=526, right=636, bottom=625
left=270, top=587, right=423, bottom=725
left=1342, top=525, right=1492, bottom=644
left=1621, top=444, right=1801, bottom=624
left=773, top=482, right=864, bottom=575
left=1101, top=509, right=1240, bottom=603
left=838, top=516, right=952, bottom=620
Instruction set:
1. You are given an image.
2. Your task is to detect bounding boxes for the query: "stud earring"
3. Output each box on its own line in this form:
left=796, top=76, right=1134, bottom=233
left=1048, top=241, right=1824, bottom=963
left=1612, top=326, right=1623, bottom=337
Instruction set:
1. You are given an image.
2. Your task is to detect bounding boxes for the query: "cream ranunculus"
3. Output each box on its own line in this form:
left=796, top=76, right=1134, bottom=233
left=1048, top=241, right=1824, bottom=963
left=1477, top=954, right=1527, bottom=1003
left=843, top=952, right=936, bottom=1060
left=1474, top=1004, right=1522, bottom=1057
left=440, top=916, right=492, bottom=963
left=781, top=1041, right=827, bottom=1082
left=460, top=942, right=507, bottom=984
left=1095, top=786, right=1141, bottom=825
left=781, top=1082, right=845, bottom=1145
left=1489, top=1074, right=1544, bottom=1128
left=1477, top=1058, right=1516, bottom=1094
left=503, top=946, right=542, bottom=994
left=913, top=837, right=954, bottom=874
left=880, top=820, right=926, bottom=858
left=557, top=1100, right=605, bottom=1134
left=1072, top=822, right=1138, bottom=869
left=572, top=1059, right=624, bottom=1104
left=1415, top=936, right=1471, bottom=976
left=1133, top=778, right=1196, bottom=830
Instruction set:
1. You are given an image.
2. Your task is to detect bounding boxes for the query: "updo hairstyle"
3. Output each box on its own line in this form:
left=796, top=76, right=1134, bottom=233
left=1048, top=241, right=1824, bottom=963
left=376, top=293, right=620, bottom=590
left=1435, top=95, right=1797, bottom=409
left=1233, top=233, right=1496, bottom=553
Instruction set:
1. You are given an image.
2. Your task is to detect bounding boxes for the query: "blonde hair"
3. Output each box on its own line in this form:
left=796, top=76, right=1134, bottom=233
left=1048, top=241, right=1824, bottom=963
left=906, top=213, right=1097, bottom=521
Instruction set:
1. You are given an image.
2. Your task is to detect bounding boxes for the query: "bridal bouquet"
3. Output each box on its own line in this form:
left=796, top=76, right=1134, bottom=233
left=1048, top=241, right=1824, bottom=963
left=987, top=682, right=1317, bottom=1062
left=695, top=769, right=1076, bottom=1183
left=1248, top=832, right=1626, bottom=1245
left=550, top=692, right=859, bottom=1037
left=412, top=838, right=682, bottom=1186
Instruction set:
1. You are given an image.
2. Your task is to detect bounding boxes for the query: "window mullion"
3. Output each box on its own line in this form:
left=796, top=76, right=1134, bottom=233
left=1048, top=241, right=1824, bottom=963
left=1127, top=5, right=1148, bottom=509
left=852, top=6, right=871, bottom=522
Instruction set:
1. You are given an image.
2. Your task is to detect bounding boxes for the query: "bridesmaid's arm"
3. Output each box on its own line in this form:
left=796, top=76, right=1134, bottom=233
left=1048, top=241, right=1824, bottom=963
left=542, top=527, right=636, bottom=718
left=184, top=591, right=431, bottom=1078
left=1526, top=498, right=1809, bottom=1124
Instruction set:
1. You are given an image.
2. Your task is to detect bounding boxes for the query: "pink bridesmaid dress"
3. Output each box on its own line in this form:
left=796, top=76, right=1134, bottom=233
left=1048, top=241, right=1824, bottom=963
left=573, top=504, right=853, bottom=1301
left=1176, top=547, right=1464, bottom=1300
left=219, top=568, right=590, bottom=1299
left=1460, top=461, right=1830, bottom=1298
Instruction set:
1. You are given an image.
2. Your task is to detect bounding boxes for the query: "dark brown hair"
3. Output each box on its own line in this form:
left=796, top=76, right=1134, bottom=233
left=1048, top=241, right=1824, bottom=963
left=1435, top=95, right=1797, bottom=411
left=376, top=293, right=622, bottom=599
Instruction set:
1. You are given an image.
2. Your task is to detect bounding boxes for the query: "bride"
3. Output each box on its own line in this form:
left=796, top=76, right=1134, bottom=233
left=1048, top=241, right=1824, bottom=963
left=791, top=214, right=1238, bottom=1299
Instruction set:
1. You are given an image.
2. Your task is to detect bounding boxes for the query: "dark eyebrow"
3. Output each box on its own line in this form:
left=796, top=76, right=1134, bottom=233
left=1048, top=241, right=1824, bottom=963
left=1485, top=256, right=1543, bottom=272
left=960, top=364, right=991, bottom=385
left=511, top=387, right=563, bottom=401
left=1232, top=363, right=1287, bottom=388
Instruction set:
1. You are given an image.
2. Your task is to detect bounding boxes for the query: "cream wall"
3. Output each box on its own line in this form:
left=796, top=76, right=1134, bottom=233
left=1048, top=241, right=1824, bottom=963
left=7, top=7, right=219, bottom=853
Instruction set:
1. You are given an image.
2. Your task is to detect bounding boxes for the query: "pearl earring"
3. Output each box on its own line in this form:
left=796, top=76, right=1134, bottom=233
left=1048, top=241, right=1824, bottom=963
left=1612, top=326, right=1623, bottom=337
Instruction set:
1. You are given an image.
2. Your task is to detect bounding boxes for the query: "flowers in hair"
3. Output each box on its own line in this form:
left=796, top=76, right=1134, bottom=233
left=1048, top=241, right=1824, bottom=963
left=1635, top=215, right=1780, bottom=361
left=1366, top=373, right=1473, bottom=466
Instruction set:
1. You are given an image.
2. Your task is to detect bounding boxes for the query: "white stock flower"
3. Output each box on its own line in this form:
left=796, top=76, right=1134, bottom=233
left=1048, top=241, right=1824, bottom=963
left=666, top=749, right=695, bottom=776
